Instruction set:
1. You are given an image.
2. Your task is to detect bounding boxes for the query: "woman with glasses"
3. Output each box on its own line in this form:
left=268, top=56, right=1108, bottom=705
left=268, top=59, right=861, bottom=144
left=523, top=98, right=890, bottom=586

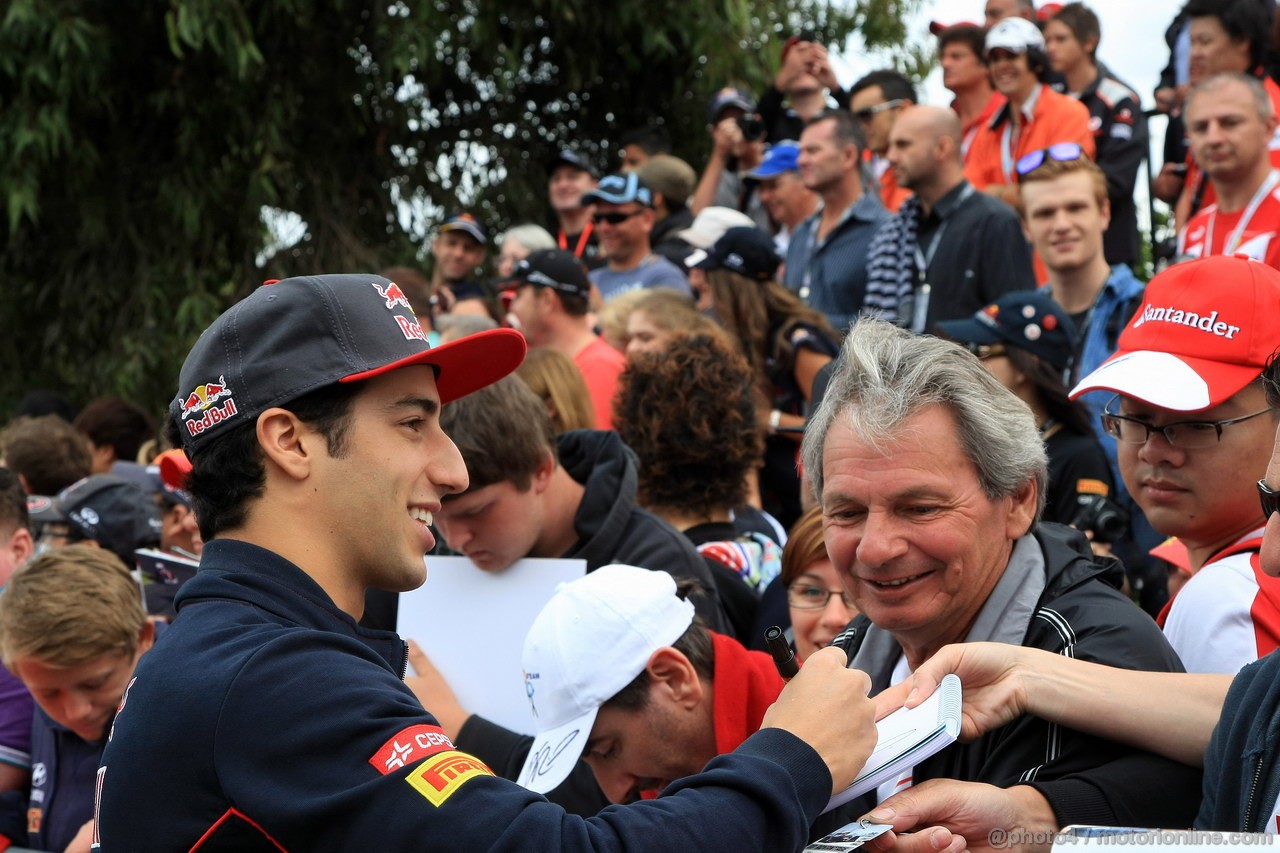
left=939, top=290, right=1118, bottom=532
left=692, top=226, right=840, bottom=529
left=779, top=506, right=857, bottom=663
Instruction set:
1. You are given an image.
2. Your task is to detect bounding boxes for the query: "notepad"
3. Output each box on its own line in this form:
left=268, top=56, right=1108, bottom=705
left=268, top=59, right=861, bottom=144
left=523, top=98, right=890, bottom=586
left=823, top=674, right=963, bottom=813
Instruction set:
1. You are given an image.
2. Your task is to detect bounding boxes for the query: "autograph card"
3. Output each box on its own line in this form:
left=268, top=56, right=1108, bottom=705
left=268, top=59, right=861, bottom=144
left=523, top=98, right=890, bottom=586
left=804, top=820, right=893, bottom=852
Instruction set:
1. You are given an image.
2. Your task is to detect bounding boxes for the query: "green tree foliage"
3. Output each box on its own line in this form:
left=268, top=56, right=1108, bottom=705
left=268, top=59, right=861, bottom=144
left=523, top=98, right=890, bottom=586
left=0, top=0, right=918, bottom=418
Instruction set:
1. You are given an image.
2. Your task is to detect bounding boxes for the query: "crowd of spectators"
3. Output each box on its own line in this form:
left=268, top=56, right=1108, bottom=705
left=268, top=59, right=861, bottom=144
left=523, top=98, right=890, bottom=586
left=10, top=1, right=1280, bottom=850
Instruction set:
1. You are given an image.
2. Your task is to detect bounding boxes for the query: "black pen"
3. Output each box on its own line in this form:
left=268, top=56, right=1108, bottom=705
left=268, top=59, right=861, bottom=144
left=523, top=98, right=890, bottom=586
left=764, top=625, right=799, bottom=681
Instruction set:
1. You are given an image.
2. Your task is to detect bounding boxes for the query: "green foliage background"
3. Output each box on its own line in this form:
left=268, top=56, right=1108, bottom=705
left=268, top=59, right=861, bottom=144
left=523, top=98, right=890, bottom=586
left=0, top=0, right=918, bottom=419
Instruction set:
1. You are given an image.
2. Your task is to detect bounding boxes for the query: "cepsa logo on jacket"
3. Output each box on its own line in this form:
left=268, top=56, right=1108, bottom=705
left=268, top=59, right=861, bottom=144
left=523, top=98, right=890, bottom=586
left=369, top=724, right=456, bottom=775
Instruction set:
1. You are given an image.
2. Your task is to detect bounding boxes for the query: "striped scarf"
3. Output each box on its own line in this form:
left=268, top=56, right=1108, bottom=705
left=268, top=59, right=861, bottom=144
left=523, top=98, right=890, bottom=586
left=861, top=195, right=922, bottom=326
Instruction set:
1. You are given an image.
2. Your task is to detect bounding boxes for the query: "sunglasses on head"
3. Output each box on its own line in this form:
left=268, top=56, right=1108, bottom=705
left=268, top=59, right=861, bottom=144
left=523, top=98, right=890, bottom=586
left=592, top=209, right=644, bottom=226
left=1015, top=142, right=1085, bottom=179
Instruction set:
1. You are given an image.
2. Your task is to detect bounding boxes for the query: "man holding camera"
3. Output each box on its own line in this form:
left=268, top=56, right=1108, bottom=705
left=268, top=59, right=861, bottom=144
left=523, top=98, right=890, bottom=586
left=1071, top=255, right=1280, bottom=675
left=691, top=87, right=771, bottom=232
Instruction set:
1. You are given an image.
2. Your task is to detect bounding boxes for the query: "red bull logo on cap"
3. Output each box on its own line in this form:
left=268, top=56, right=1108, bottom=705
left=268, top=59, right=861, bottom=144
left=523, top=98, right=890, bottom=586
left=371, top=281, right=414, bottom=312
left=179, top=376, right=233, bottom=419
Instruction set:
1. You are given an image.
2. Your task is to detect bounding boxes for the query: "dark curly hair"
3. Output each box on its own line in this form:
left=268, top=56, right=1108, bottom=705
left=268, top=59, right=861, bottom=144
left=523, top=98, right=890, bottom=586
left=613, top=333, right=764, bottom=517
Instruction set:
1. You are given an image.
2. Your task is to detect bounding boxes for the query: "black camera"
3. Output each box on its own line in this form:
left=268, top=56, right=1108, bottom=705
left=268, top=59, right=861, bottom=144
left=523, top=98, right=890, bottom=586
left=736, top=115, right=765, bottom=141
left=1069, top=494, right=1130, bottom=544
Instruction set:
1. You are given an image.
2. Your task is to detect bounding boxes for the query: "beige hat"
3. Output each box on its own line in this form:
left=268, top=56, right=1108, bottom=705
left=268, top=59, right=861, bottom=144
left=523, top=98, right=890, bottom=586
left=638, top=155, right=697, bottom=209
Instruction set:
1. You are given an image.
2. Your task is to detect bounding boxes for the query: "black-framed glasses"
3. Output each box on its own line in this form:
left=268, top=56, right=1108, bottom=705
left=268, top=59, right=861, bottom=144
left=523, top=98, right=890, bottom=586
left=1015, top=142, right=1085, bottom=178
left=786, top=581, right=855, bottom=610
left=592, top=209, right=644, bottom=226
left=1101, top=397, right=1273, bottom=449
left=1261, top=479, right=1280, bottom=519
left=853, top=99, right=905, bottom=122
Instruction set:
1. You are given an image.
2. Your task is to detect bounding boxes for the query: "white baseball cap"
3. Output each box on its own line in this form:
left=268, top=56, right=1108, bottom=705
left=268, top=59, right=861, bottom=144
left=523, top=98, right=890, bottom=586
left=515, top=565, right=695, bottom=794
left=675, top=206, right=757, bottom=250
left=985, top=17, right=1045, bottom=55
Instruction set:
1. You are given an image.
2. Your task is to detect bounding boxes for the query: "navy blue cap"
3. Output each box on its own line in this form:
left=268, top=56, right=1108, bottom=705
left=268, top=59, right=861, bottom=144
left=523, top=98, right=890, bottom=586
left=439, top=211, right=487, bottom=245
left=30, top=474, right=162, bottom=566
left=172, top=275, right=526, bottom=453
left=548, top=149, right=599, bottom=179
left=937, top=290, right=1078, bottom=373
left=694, top=226, right=780, bottom=281
left=581, top=173, right=654, bottom=208
left=500, top=249, right=591, bottom=300
left=746, top=142, right=800, bottom=179
left=708, top=87, right=758, bottom=123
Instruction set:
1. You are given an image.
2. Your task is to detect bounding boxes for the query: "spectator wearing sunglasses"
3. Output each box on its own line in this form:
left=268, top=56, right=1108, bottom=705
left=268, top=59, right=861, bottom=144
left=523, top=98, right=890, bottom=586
left=848, top=70, right=917, bottom=213
left=583, top=173, right=692, bottom=304
left=964, top=17, right=1094, bottom=209
left=1177, top=73, right=1280, bottom=269
left=1042, top=3, right=1148, bottom=269
left=1071, top=255, right=1280, bottom=675
left=500, top=250, right=626, bottom=431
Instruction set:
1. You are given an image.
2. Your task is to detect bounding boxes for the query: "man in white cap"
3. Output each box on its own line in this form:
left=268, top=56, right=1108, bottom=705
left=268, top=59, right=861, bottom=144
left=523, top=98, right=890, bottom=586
left=1071, top=255, right=1280, bottom=674
left=515, top=565, right=786, bottom=806
left=964, top=16, right=1093, bottom=207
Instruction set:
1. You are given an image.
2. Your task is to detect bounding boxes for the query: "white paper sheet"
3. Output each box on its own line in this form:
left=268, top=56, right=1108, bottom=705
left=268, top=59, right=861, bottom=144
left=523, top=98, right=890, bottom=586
left=398, top=555, right=586, bottom=735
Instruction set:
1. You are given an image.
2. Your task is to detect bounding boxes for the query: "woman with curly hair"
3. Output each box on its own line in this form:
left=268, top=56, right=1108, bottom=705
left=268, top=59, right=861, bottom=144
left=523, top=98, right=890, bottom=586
left=692, top=226, right=840, bottom=529
left=613, top=332, right=781, bottom=639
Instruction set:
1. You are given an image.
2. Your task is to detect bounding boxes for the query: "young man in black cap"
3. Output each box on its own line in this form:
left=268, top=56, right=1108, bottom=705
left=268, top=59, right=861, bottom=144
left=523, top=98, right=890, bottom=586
left=548, top=149, right=604, bottom=269
left=500, top=249, right=626, bottom=430
left=27, top=474, right=162, bottom=568
left=430, top=212, right=492, bottom=318
left=91, top=272, right=892, bottom=851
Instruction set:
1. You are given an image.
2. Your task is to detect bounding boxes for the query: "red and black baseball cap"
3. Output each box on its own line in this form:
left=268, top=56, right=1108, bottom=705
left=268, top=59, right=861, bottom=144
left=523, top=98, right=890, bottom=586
left=171, top=274, right=526, bottom=453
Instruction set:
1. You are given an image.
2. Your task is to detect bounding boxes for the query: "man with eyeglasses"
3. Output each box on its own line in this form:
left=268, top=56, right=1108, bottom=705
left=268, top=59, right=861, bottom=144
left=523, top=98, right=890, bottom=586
left=1071, top=255, right=1280, bottom=675
left=499, top=249, right=626, bottom=430
left=848, top=70, right=917, bottom=213
left=965, top=17, right=1094, bottom=209
left=583, top=173, right=691, bottom=303
left=1177, top=73, right=1280, bottom=270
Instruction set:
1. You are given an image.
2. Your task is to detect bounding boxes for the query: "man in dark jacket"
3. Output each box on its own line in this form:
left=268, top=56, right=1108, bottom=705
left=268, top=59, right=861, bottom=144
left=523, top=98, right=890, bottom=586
left=91, top=274, right=896, bottom=852
left=799, top=319, right=1203, bottom=832
left=435, top=375, right=728, bottom=632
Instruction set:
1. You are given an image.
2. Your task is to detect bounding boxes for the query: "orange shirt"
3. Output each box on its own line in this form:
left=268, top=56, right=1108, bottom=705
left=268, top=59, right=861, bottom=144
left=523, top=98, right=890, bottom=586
left=964, top=84, right=1096, bottom=190
left=876, top=158, right=913, bottom=213
left=956, top=91, right=1007, bottom=164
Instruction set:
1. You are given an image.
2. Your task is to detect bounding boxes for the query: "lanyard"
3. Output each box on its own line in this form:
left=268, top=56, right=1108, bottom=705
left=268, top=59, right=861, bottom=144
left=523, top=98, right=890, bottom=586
left=1205, top=170, right=1280, bottom=256
left=558, top=221, right=594, bottom=258
left=909, top=185, right=976, bottom=333
left=999, top=121, right=1020, bottom=184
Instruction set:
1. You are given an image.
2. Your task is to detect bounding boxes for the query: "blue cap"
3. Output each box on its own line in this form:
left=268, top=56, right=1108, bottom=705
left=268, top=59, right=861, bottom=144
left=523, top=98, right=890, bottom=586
left=746, top=142, right=800, bottom=180
left=439, top=211, right=487, bottom=245
left=581, top=172, right=653, bottom=208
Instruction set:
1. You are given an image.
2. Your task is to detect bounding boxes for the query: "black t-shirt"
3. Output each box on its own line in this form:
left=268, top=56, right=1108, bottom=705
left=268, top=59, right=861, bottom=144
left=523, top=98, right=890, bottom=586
left=1043, top=425, right=1115, bottom=526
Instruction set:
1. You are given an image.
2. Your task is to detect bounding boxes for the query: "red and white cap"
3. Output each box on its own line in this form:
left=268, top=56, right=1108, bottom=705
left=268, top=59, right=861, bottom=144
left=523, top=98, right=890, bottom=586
left=1070, top=256, right=1280, bottom=412
left=515, top=565, right=695, bottom=795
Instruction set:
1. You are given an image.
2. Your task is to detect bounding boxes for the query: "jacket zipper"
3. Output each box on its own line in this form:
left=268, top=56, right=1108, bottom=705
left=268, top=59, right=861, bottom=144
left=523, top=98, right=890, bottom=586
left=1244, top=753, right=1265, bottom=831
left=400, top=639, right=409, bottom=680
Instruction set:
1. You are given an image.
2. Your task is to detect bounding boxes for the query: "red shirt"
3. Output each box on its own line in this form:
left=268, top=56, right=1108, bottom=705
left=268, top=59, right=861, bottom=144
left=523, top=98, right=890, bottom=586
left=955, top=91, right=1007, bottom=163
left=1178, top=174, right=1280, bottom=270
left=572, top=335, right=627, bottom=430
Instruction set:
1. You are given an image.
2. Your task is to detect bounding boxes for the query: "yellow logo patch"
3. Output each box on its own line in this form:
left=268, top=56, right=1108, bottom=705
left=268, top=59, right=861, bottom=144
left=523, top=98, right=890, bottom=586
left=406, top=750, right=494, bottom=807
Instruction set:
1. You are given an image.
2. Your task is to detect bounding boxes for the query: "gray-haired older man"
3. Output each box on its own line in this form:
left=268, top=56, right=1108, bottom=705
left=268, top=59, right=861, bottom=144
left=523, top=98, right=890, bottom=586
left=800, top=319, right=1202, bottom=832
